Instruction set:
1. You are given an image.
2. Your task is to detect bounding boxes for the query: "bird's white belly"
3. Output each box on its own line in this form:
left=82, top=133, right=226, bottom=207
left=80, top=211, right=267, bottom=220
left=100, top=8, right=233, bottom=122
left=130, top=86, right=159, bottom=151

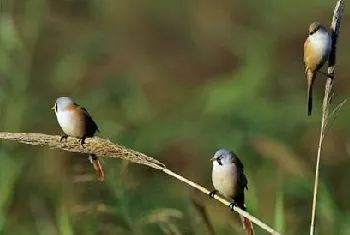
left=309, top=31, right=331, bottom=64
left=56, top=110, right=81, bottom=137
left=212, top=161, right=237, bottom=198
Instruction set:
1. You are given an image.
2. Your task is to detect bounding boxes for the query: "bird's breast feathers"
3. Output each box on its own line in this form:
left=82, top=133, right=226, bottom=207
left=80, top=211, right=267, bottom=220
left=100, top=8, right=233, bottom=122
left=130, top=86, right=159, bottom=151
left=304, top=30, right=331, bottom=71
left=309, top=30, right=331, bottom=53
left=56, top=110, right=84, bottom=137
left=212, top=161, right=238, bottom=198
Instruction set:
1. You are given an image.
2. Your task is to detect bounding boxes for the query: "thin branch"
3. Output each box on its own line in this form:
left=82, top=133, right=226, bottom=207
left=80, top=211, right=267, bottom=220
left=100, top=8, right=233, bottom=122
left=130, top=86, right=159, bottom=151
left=0, top=132, right=281, bottom=235
left=310, top=1, right=345, bottom=235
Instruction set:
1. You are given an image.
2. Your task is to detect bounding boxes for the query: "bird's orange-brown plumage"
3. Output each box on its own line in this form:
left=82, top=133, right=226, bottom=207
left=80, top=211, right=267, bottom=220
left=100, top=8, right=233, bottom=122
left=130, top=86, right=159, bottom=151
left=304, top=38, right=319, bottom=116
left=242, top=216, right=255, bottom=235
left=89, top=154, right=105, bottom=181
left=64, top=103, right=99, bottom=138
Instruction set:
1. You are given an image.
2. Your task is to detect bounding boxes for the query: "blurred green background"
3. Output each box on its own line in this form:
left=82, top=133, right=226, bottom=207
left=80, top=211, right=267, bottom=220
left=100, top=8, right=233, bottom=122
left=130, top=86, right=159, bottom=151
left=0, top=0, right=350, bottom=234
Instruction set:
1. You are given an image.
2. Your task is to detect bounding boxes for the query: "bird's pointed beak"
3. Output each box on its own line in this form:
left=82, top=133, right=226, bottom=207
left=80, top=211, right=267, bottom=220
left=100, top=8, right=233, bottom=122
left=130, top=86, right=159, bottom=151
left=209, top=156, right=216, bottom=162
left=51, top=104, right=55, bottom=110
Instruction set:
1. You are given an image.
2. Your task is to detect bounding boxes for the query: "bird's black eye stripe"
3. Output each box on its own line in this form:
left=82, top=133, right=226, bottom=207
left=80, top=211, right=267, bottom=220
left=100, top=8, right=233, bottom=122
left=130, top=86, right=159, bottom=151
left=55, top=103, right=58, bottom=112
left=217, top=156, right=223, bottom=165
left=217, top=159, right=223, bottom=165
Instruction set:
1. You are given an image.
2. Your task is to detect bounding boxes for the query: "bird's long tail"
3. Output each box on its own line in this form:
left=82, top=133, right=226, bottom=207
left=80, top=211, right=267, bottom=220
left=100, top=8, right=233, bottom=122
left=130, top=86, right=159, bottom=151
left=240, top=215, right=255, bottom=235
left=307, top=69, right=316, bottom=116
left=88, top=154, right=105, bottom=181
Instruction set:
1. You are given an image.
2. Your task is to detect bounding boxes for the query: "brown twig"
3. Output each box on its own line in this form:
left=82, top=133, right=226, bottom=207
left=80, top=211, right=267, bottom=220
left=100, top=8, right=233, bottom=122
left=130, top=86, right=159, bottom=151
left=0, top=132, right=281, bottom=235
left=309, top=1, right=345, bottom=235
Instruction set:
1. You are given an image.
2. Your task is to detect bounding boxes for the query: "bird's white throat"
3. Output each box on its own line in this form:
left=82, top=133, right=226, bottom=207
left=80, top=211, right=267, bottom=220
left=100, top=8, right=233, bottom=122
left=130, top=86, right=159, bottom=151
left=309, top=29, right=331, bottom=54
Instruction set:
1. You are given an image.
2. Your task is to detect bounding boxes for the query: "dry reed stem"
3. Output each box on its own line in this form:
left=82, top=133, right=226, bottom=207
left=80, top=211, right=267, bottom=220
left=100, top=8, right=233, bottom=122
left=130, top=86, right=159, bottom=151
left=0, top=132, right=281, bottom=235
left=191, top=194, right=217, bottom=235
left=309, top=1, right=345, bottom=235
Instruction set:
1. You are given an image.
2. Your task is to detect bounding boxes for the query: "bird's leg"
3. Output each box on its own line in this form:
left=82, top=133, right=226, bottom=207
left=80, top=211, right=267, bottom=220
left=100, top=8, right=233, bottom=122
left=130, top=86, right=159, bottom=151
left=317, top=70, right=327, bottom=77
left=79, top=136, right=87, bottom=145
left=318, top=70, right=334, bottom=79
left=60, top=134, right=68, bottom=142
left=229, top=201, right=238, bottom=210
left=209, top=190, right=218, bottom=199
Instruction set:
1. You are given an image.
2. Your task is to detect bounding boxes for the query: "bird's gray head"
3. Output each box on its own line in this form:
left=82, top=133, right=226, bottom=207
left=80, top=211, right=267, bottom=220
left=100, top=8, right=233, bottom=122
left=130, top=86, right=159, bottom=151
left=210, top=149, right=235, bottom=166
left=308, top=22, right=327, bottom=35
left=52, top=97, right=74, bottom=112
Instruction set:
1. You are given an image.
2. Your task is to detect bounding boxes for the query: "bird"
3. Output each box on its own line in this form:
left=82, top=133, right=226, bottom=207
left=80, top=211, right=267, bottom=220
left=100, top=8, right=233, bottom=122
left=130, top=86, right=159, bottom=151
left=209, top=149, right=254, bottom=235
left=52, top=97, right=99, bottom=145
left=303, top=22, right=332, bottom=116
left=52, top=97, right=104, bottom=181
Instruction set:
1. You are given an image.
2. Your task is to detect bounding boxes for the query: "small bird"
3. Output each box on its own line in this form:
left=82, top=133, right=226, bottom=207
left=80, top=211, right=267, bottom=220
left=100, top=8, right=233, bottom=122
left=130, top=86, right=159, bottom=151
left=209, top=149, right=254, bottom=235
left=52, top=97, right=104, bottom=181
left=303, top=22, right=332, bottom=116
left=52, top=97, right=99, bottom=145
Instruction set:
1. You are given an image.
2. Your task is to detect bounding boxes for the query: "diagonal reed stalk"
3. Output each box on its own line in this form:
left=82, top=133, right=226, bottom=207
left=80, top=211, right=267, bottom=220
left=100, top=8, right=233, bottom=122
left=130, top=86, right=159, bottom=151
left=309, top=1, right=345, bottom=235
left=0, top=132, right=281, bottom=235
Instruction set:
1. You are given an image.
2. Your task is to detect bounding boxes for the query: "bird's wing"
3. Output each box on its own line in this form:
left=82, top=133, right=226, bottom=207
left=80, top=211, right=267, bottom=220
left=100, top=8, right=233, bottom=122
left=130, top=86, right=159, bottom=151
left=303, top=38, right=309, bottom=66
left=233, top=154, right=248, bottom=190
left=75, top=103, right=100, bottom=133
left=233, top=169, right=248, bottom=210
left=304, top=38, right=318, bottom=72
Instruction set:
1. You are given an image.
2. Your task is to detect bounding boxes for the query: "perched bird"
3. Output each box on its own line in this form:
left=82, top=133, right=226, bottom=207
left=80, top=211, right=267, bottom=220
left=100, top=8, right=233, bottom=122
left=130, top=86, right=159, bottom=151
left=303, top=22, right=332, bottom=116
left=52, top=97, right=104, bottom=181
left=209, top=149, right=254, bottom=235
left=52, top=97, right=99, bottom=145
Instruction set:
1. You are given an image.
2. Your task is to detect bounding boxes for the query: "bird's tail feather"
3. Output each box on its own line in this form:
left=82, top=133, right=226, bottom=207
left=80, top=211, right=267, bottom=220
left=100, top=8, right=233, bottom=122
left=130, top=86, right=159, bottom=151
left=307, top=70, right=316, bottom=116
left=88, top=154, right=105, bottom=181
left=240, top=215, right=255, bottom=235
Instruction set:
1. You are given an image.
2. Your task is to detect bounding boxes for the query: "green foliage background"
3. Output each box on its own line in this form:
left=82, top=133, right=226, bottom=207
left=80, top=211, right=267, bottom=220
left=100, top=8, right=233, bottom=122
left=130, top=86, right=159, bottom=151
left=0, top=0, right=350, bottom=234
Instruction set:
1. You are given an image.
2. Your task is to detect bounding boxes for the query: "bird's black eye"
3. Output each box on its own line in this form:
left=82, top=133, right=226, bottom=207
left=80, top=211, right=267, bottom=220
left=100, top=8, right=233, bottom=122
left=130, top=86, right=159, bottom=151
left=309, top=30, right=315, bottom=35
left=55, top=103, right=58, bottom=112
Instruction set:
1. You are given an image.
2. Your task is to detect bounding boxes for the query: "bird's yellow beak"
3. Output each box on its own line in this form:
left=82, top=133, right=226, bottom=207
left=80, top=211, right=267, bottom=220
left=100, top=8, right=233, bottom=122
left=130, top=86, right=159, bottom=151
left=51, top=104, right=55, bottom=110
left=209, top=156, right=216, bottom=162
